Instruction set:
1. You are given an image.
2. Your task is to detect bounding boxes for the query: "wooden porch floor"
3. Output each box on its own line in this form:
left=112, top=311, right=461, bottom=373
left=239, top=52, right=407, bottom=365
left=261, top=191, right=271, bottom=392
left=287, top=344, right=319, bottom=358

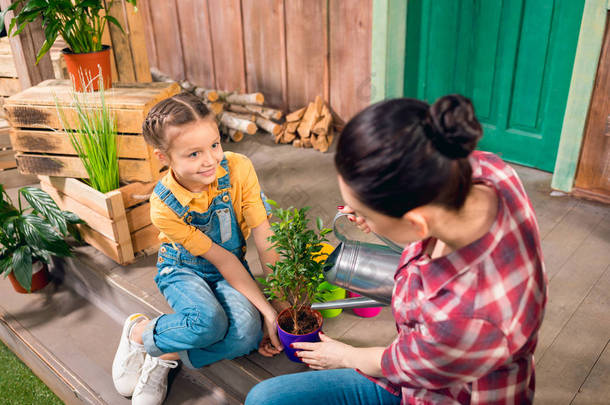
left=1, top=134, right=609, bottom=404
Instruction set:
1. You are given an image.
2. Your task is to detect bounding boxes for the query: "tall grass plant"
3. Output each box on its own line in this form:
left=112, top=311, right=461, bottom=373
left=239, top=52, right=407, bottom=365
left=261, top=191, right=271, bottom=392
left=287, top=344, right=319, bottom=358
left=56, top=75, right=120, bottom=193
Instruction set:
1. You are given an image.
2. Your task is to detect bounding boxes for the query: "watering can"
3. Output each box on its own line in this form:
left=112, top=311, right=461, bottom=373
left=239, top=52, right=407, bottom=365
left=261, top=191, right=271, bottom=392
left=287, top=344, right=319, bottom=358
left=311, top=213, right=403, bottom=311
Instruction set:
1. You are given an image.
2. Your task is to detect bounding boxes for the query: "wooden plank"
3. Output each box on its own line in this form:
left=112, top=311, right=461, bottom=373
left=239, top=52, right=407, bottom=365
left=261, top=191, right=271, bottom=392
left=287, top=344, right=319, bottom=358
left=124, top=1, right=152, bottom=83
left=0, top=160, right=16, bottom=170
left=78, top=223, right=134, bottom=265
left=126, top=202, right=152, bottom=232
left=176, top=0, right=216, bottom=89
left=329, top=0, right=373, bottom=122
left=207, top=0, right=247, bottom=92
left=17, top=153, right=159, bottom=183
left=536, top=213, right=610, bottom=361
left=285, top=0, right=326, bottom=110
left=131, top=223, right=160, bottom=253
left=573, top=12, right=610, bottom=201
left=0, top=54, right=17, bottom=77
left=371, top=0, right=407, bottom=102
left=138, top=0, right=159, bottom=71
left=100, top=6, right=119, bottom=83
left=147, top=0, right=185, bottom=80
left=117, top=173, right=163, bottom=209
left=5, top=79, right=180, bottom=109
left=241, top=0, right=285, bottom=108
left=571, top=339, right=610, bottom=404
left=10, top=129, right=149, bottom=159
left=105, top=0, right=137, bottom=82
left=0, top=0, right=55, bottom=89
left=0, top=308, right=104, bottom=405
left=551, top=2, right=607, bottom=192
left=535, top=263, right=610, bottom=404
left=38, top=175, right=112, bottom=218
left=0, top=77, right=21, bottom=96
left=40, top=181, right=122, bottom=241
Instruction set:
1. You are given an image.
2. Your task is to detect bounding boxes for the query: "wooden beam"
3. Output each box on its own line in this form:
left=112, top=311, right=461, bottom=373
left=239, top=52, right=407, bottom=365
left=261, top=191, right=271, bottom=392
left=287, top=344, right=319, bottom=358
left=551, top=0, right=608, bottom=192
left=370, top=0, right=407, bottom=103
left=0, top=0, right=55, bottom=89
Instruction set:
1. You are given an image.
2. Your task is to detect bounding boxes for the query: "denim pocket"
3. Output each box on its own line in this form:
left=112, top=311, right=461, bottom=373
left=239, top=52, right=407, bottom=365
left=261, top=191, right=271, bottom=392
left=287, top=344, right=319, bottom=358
left=216, top=208, right=232, bottom=243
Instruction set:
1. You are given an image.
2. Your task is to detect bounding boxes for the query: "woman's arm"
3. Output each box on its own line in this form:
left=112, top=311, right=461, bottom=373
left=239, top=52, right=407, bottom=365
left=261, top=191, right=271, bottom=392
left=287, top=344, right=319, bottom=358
left=292, top=333, right=386, bottom=376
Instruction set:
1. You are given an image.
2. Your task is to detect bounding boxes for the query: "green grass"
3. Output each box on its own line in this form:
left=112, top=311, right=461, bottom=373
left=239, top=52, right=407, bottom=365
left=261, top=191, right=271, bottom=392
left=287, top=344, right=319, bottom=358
left=0, top=340, right=63, bottom=405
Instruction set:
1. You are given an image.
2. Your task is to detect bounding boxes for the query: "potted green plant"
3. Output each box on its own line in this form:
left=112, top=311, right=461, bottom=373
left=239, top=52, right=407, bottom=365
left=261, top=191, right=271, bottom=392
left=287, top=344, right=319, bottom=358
left=261, top=204, right=331, bottom=362
left=0, top=184, right=83, bottom=293
left=56, top=75, right=120, bottom=193
left=0, top=0, right=137, bottom=91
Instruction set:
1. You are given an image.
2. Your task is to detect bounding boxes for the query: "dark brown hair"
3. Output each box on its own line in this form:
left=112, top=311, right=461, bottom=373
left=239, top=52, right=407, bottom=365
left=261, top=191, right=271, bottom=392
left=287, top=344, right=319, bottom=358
left=335, top=94, right=483, bottom=218
left=142, top=92, right=212, bottom=151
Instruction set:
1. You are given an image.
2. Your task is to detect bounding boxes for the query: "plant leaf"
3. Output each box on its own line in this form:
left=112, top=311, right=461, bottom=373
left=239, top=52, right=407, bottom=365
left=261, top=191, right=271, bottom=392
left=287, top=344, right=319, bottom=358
left=12, top=245, right=33, bottom=292
left=19, top=186, right=69, bottom=235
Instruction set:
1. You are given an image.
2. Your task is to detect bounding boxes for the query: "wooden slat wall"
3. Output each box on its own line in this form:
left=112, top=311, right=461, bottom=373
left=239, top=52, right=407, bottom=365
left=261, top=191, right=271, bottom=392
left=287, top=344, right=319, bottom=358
left=138, top=0, right=372, bottom=121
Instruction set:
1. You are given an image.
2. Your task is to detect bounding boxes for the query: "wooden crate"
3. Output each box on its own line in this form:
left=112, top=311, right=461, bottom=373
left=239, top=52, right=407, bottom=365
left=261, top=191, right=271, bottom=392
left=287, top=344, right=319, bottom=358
left=38, top=174, right=162, bottom=265
left=4, top=79, right=180, bottom=183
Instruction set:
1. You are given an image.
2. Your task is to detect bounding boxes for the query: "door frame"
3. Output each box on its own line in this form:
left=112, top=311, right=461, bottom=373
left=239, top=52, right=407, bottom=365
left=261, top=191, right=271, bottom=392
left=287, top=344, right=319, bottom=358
left=371, top=0, right=604, bottom=192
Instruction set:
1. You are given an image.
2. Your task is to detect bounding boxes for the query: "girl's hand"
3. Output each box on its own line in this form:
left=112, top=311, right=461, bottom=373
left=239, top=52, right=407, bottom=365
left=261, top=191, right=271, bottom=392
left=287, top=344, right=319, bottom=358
left=292, top=333, right=352, bottom=370
left=338, top=206, right=371, bottom=234
left=258, top=314, right=283, bottom=357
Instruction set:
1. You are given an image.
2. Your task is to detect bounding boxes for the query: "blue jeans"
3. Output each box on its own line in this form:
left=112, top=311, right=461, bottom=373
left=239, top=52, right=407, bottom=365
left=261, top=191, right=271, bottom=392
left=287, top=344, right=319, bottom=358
left=245, top=369, right=401, bottom=405
left=141, top=265, right=262, bottom=368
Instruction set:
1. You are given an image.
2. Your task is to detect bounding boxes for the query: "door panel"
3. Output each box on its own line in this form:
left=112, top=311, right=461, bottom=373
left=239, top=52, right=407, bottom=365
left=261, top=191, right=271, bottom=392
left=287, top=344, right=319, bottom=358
left=406, top=0, right=584, bottom=171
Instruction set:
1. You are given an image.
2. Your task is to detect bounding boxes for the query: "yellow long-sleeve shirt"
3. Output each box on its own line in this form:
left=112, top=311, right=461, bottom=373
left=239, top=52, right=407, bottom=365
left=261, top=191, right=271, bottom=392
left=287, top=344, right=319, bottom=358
left=149, top=152, right=269, bottom=256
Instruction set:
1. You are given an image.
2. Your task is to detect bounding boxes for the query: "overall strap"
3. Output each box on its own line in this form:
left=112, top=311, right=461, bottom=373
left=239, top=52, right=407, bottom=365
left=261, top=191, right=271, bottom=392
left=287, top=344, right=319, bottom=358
left=217, top=156, right=231, bottom=191
left=153, top=181, right=190, bottom=218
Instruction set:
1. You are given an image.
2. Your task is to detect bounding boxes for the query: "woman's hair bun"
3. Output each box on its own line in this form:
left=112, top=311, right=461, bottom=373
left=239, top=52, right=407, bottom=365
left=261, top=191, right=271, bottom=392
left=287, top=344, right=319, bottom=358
left=424, top=94, right=482, bottom=159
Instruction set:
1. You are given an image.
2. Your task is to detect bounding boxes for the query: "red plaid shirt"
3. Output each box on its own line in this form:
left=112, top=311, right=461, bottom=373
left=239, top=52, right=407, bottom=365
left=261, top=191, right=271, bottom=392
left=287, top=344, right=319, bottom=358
left=367, top=151, right=547, bottom=404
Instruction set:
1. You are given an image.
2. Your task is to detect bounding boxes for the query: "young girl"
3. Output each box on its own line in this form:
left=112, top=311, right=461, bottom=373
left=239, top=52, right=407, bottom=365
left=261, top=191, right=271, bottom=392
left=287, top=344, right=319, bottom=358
left=246, top=95, right=547, bottom=405
left=112, top=92, right=282, bottom=405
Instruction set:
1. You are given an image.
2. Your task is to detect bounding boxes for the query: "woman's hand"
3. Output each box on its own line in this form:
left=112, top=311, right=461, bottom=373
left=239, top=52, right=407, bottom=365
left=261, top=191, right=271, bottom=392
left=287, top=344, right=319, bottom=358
left=338, top=206, right=371, bottom=234
left=292, top=333, right=353, bottom=370
left=258, top=314, right=283, bottom=357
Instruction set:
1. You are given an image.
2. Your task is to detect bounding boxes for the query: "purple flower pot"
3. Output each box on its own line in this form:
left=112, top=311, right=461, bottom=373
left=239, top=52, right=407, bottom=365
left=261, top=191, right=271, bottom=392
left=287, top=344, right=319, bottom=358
left=277, top=308, right=324, bottom=363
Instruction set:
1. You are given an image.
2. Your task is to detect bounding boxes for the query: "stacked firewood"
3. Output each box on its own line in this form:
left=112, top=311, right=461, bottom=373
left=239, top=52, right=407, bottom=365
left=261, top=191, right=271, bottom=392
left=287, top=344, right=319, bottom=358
left=275, top=96, right=333, bottom=153
left=151, top=68, right=283, bottom=143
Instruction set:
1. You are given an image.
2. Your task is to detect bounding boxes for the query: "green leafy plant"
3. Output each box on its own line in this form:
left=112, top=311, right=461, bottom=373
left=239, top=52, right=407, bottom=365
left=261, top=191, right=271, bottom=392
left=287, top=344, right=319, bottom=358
left=261, top=204, right=331, bottom=334
left=0, top=184, right=83, bottom=291
left=55, top=75, right=120, bottom=193
left=0, top=0, right=137, bottom=63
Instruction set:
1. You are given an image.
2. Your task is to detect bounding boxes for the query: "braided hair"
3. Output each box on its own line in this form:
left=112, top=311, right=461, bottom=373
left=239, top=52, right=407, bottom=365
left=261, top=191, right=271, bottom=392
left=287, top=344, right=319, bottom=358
left=335, top=95, right=483, bottom=217
left=142, top=92, right=212, bottom=151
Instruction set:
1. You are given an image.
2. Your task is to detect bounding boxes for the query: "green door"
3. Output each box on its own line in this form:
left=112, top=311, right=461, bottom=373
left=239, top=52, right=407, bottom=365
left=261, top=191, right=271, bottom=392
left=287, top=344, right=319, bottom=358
left=404, top=0, right=584, bottom=171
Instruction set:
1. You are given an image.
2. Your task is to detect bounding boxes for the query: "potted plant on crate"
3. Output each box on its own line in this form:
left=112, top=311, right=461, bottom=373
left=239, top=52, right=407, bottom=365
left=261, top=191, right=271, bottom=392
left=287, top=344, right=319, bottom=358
left=261, top=205, right=331, bottom=362
left=0, top=0, right=137, bottom=91
left=0, top=184, right=82, bottom=293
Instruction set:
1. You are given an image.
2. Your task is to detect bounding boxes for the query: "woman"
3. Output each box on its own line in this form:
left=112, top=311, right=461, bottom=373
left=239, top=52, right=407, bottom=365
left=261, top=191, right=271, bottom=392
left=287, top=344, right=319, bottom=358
left=246, top=95, right=547, bottom=405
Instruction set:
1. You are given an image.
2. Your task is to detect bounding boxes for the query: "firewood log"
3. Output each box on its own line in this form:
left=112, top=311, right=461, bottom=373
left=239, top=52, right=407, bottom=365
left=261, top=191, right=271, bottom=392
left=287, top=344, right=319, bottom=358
left=194, top=87, right=219, bottom=102
left=312, top=105, right=332, bottom=136
left=219, top=113, right=257, bottom=135
left=179, top=80, right=196, bottom=92
left=218, top=91, right=264, bottom=105
left=227, top=104, right=251, bottom=114
left=150, top=67, right=174, bottom=82
left=286, top=121, right=299, bottom=133
left=302, top=137, right=313, bottom=148
left=204, top=101, right=224, bottom=115
left=246, top=105, right=283, bottom=120
left=286, top=107, right=306, bottom=122
left=225, top=111, right=257, bottom=122
left=283, top=131, right=296, bottom=143
left=293, top=139, right=303, bottom=148
left=228, top=128, right=244, bottom=142
left=256, top=116, right=282, bottom=135
left=297, top=101, right=320, bottom=139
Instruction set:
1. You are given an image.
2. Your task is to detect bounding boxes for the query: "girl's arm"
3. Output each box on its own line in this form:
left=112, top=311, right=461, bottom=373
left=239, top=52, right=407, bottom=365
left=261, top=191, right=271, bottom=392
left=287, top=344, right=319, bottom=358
left=202, top=242, right=282, bottom=353
left=251, top=218, right=279, bottom=275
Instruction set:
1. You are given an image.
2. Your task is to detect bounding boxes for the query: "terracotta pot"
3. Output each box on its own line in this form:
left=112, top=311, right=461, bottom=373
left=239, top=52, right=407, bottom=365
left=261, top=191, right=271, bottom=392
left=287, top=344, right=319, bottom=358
left=62, top=45, right=112, bottom=92
left=7, top=261, right=50, bottom=293
left=276, top=308, right=323, bottom=363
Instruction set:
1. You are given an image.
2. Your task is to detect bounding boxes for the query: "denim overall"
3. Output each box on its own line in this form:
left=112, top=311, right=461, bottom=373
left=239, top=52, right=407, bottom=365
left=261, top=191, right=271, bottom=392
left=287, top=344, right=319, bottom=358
left=141, top=156, right=271, bottom=369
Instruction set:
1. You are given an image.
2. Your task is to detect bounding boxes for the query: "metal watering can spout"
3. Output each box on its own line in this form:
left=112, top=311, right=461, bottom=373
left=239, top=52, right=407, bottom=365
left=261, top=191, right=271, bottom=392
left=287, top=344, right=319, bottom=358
left=311, top=213, right=403, bottom=311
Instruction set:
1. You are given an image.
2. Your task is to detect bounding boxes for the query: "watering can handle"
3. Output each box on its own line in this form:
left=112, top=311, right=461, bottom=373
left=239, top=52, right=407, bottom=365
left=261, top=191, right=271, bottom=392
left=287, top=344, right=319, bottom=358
left=332, top=212, right=404, bottom=254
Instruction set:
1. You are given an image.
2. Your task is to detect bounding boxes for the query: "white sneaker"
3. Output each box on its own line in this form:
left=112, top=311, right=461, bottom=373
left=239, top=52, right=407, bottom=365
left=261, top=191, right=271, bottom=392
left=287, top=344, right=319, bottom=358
left=132, top=354, right=178, bottom=405
left=112, top=313, right=149, bottom=397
